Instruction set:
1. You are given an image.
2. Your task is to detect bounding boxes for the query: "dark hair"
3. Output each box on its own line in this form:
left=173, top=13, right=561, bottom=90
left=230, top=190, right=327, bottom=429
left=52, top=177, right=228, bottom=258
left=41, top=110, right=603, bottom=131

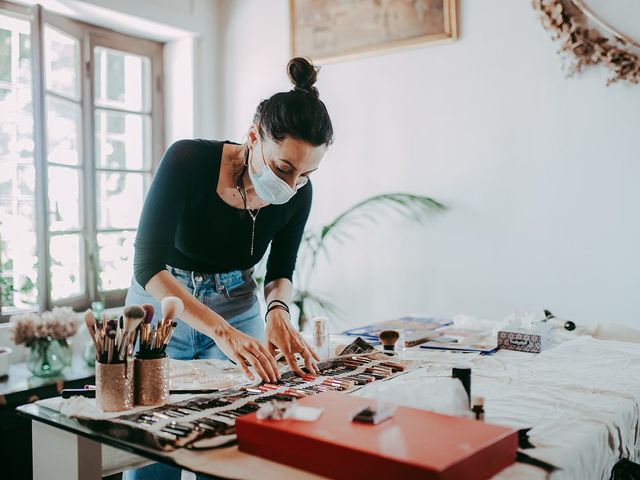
left=254, top=57, right=334, bottom=146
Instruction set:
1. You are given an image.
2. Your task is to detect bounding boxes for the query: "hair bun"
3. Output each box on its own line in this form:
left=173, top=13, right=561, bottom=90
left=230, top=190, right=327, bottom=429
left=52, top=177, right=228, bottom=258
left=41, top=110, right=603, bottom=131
left=287, top=57, right=320, bottom=98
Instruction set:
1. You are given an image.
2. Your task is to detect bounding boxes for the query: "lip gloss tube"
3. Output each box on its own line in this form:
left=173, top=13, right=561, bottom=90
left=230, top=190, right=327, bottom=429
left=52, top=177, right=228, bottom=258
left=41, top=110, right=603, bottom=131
left=286, top=387, right=310, bottom=395
left=378, top=361, right=405, bottom=371
left=261, top=384, right=281, bottom=390
left=347, top=356, right=370, bottom=364
left=344, top=375, right=369, bottom=385
left=330, top=379, right=356, bottom=389
left=313, top=385, right=333, bottom=391
left=282, top=390, right=305, bottom=398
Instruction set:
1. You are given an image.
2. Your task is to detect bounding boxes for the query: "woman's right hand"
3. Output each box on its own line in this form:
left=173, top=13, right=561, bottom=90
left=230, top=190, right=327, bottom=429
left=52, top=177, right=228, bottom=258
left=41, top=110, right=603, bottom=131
left=213, top=323, right=280, bottom=383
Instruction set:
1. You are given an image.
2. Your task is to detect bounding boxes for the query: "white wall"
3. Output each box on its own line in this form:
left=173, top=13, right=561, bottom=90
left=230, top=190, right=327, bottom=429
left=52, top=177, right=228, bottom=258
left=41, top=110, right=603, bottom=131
left=218, top=0, right=640, bottom=330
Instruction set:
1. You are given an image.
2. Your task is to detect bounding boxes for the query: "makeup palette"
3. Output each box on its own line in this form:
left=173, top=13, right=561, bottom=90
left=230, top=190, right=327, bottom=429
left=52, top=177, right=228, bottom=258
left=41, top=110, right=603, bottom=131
left=83, top=354, right=409, bottom=451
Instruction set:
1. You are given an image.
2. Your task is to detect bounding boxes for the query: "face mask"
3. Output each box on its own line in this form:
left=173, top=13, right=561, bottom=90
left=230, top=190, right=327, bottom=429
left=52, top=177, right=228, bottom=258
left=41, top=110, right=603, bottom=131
left=248, top=137, right=297, bottom=205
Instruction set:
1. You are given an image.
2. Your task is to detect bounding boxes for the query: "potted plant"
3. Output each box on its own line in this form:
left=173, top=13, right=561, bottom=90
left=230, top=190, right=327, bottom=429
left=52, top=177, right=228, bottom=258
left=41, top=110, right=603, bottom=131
left=257, top=193, right=446, bottom=330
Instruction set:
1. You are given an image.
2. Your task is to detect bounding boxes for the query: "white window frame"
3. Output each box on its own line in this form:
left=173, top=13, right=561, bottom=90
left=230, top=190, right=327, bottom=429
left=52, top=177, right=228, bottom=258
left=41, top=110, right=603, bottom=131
left=0, top=1, right=164, bottom=320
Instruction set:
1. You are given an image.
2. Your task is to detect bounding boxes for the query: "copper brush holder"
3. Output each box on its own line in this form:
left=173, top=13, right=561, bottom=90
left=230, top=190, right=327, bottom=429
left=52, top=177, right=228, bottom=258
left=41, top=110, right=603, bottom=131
left=95, top=359, right=134, bottom=412
left=134, top=353, right=170, bottom=406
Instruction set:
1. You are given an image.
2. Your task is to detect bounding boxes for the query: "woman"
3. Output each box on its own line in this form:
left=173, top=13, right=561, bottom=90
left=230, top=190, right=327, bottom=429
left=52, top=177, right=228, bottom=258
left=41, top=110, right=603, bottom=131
left=126, top=57, right=333, bottom=382
left=123, top=57, right=333, bottom=479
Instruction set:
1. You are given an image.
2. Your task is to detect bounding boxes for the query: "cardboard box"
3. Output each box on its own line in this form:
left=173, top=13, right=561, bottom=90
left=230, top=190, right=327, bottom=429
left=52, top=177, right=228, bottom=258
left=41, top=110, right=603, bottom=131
left=236, top=392, right=517, bottom=480
left=497, top=321, right=555, bottom=353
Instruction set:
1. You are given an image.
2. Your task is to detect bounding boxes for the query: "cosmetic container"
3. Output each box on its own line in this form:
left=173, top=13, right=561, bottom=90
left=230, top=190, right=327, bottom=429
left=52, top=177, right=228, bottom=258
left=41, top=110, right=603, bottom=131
left=312, top=316, right=331, bottom=360
left=134, top=352, right=170, bottom=406
left=96, top=359, right=134, bottom=412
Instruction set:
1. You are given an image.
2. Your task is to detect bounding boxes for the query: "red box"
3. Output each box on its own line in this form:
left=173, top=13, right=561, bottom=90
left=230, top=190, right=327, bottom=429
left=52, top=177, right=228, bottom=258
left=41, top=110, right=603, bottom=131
left=237, top=392, right=517, bottom=480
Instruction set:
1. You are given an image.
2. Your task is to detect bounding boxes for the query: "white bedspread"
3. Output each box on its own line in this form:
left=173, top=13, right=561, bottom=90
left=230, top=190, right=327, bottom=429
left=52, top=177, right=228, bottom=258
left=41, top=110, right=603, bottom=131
left=37, top=331, right=640, bottom=479
left=368, top=334, right=640, bottom=480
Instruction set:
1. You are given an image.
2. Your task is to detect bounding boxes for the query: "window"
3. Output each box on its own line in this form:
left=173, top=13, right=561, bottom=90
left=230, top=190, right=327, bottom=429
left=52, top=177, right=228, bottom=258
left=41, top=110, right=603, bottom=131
left=0, top=2, right=163, bottom=319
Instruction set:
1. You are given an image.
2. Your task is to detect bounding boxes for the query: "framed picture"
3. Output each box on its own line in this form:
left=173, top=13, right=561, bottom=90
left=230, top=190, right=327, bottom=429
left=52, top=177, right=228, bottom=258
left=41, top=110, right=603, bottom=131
left=290, top=0, right=458, bottom=63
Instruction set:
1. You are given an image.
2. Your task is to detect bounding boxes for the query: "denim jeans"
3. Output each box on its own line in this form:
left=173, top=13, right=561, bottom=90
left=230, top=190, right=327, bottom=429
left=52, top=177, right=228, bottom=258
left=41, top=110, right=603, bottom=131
left=123, top=265, right=265, bottom=480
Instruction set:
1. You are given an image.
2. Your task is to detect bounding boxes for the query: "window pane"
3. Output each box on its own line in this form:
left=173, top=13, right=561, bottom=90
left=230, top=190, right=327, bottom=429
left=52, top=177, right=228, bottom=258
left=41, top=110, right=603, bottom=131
left=44, top=25, right=80, bottom=100
left=95, top=110, right=151, bottom=170
left=0, top=28, right=10, bottom=83
left=17, top=163, right=34, bottom=195
left=96, top=172, right=145, bottom=229
left=94, top=46, right=150, bottom=112
left=0, top=12, right=36, bottom=311
left=0, top=87, right=12, bottom=157
left=49, top=234, right=83, bottom=300
left=48, top=165, right=81, bottom=231
left=18, top=32, right=30, bottom=85
left=97, top=231, right=134, bottom=291
left=46, top=96, right=81, bottom=165
left=0, top=199, right=38, bottom=308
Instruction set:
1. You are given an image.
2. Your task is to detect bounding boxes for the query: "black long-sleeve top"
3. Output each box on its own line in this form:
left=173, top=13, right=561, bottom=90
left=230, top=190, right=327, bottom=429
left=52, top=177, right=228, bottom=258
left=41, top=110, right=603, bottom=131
left=133, top=139, right=312, bottom=289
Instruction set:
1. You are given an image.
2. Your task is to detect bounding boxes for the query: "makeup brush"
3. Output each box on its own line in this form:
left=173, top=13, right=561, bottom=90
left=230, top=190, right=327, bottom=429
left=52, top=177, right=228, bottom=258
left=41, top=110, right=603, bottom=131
left=379, top=330, right=400, bottom=352
left=160, top=321, right=178, bottom=353
left=119, top=305, right=145, bottom=359
left=84, top=309, right=96, bottom=333
left=139, top=304, right=154, bottom=352
left=84, top=309, right=99, bottom=356
left=161, top=296, right=184, bottom=330
left=106, top=329, right=117, bottom=364
left=116, top=315, right=124, bottom=348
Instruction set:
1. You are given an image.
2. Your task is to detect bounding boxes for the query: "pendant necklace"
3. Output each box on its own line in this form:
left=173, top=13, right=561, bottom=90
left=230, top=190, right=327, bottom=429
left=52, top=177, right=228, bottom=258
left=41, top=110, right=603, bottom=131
left=236, top=184, right=260, bottom=256
left=236, top=146, right=261, bottom=256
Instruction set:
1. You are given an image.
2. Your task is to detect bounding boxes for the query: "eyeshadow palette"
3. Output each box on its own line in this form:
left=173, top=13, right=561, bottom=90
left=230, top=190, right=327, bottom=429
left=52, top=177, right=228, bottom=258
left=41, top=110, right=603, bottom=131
left=80, top=354, right=409, bottom=451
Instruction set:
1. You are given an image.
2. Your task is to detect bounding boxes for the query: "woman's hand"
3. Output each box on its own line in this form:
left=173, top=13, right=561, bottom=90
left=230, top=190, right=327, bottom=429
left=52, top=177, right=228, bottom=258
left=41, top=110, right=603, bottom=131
left=265, top=309, right=320, bottom=376
left=213, top=323, right=280, bottom=383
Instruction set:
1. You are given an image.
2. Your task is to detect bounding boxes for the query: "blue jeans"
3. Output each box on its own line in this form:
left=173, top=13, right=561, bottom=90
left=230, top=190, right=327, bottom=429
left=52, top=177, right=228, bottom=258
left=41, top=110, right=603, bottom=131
left=123, top=265, right=264, bottom=480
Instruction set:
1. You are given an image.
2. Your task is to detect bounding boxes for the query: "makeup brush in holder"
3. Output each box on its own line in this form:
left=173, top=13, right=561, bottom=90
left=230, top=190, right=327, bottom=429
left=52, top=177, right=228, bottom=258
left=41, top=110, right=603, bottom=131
left=85, top=306, right=144, bottom=412
left=134, top=296, right=184, bottom=406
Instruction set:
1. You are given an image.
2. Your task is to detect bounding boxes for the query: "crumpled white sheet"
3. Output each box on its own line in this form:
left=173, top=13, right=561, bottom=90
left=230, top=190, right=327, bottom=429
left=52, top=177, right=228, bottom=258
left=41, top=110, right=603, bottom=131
left=36, top=330, right=640, bottom=480
left=408, top=335, right=640, bottom=480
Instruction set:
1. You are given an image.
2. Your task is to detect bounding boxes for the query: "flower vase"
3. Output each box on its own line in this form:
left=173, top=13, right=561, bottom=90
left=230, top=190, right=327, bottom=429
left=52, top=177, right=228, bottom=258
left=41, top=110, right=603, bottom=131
left=27, top=338, right=65, bottom=377
left=58, top=338, right=73, bottom=366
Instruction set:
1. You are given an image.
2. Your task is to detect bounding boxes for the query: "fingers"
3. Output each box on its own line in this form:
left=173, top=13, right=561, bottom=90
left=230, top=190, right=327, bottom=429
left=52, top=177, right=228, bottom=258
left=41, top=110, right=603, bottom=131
left=232, top=353, right=253, bottom=381
left=267, top=341, right=277, bottom=357
left=241, top=347, right=271, bottom=383
left=249, top=343, right=279, bottom=382
left=282, top=346, right=305, bottom=377
left=259, top=343, right=281, bottom=381
left=299, top=346, right=319, bottom=374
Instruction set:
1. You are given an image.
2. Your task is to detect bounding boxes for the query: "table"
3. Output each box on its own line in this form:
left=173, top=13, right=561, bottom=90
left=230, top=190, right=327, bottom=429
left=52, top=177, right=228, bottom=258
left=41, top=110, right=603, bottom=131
left=17, top=330, right=640, bottom=480
left=1, top=355, right=94, bottom=479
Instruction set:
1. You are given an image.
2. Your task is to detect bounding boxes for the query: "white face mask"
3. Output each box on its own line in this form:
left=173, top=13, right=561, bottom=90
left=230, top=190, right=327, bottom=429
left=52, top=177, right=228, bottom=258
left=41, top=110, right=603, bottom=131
left=248, top=137, right=297, bottom=205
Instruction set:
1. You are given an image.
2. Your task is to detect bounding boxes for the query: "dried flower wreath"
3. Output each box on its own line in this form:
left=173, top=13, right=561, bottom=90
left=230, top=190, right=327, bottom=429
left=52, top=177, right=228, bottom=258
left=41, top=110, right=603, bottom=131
left=532, top=0, right=640, bottom=85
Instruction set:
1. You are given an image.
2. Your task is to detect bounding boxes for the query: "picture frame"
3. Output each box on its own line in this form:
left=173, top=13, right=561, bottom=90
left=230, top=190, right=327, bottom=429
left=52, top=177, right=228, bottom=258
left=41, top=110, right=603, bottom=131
left=289, top=0, right=458, bottom=63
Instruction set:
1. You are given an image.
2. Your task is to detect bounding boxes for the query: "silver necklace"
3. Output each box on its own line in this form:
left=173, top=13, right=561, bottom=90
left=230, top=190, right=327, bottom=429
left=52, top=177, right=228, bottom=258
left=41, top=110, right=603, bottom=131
left=236, top=184, right=261, bottom=255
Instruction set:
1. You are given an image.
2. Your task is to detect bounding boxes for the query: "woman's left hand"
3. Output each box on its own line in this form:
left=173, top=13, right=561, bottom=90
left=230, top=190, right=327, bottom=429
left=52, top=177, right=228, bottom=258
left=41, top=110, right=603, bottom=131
left=265, top=309, right=320, bottom=376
